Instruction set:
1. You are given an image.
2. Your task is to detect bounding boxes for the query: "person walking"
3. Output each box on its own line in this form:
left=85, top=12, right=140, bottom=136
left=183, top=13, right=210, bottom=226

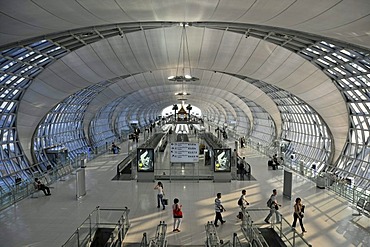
left=214, top=193, right=226, bottom=227
left=232, top=149, right=239, bottom=167
left=292, top=198, right=307, bottom=234
left=264, top=189, right=281, bottom=223
left=154, top=181, right=165, bottom=210
left=237, top=189, right=250, bottom=219
left=172, top=198, right=183, bottom=232
left=238, top=157, right=247, bottom=180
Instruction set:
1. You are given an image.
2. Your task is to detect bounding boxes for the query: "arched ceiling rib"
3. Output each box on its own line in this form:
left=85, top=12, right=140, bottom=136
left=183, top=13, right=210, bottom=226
left=1, top=0, right=370, bottom=50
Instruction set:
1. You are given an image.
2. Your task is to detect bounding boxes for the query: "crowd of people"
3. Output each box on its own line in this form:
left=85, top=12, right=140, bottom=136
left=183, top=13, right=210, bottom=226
left=153, top=181, right=307, bottom=235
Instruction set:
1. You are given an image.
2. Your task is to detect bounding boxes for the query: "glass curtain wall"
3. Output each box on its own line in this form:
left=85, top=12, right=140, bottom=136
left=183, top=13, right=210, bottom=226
left=116, top=107, right=132, bottom=137
left=89, top=99, right=121, bottom=149
left=300, top=41, right=370, bottom=189
left=240, top=99, right=275, bottom=149
left=33, top=82, right=110, bottom=169
left=0, top=40, right=68, bottom=191
left=228, top=102, right=251, bottom=139
left=248, top=80, right=332, bottom=173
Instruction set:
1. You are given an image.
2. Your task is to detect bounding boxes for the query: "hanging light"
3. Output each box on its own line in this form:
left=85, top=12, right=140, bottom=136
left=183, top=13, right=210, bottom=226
left=169, top=23, right=199, bottom=83
left=175, top=92, right=191, bottom=96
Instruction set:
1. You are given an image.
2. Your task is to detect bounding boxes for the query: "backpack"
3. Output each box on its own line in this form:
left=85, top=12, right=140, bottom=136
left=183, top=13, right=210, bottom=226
left=237, top=196, right=243, bottom=206
left=266, top=198, right=273, bottom=208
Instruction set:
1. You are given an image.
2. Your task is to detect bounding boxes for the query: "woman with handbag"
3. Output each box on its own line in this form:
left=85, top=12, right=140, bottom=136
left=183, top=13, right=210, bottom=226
left=292, top=197, right=307, bottom=234
left=172, top=198, right=183, bottom=232
left=154, top=181, right=165, bottom=210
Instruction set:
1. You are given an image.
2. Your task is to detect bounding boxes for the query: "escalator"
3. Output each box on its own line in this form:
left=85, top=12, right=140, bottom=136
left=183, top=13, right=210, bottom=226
left=258, top=227, right=287, bottom=247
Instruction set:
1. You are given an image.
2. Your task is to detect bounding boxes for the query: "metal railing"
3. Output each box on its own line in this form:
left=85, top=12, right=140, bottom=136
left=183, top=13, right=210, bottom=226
left=62, top=206, right=130, bottom=247
left=205, top=221, right=241, bottom=247
left=140, top=233, right=149, bottom=247
left=205, top=221, right=221, bottom=247
left=0, top=153, right=87, bottom=211
left=155, top=166, right=214, bottom=182
left=241, top=208, right=312, bottom=247
left=232, top=233, right=244, bottom=247
left=283, top=161, right=370, bottom=206
left=116, top=150, right=136, bottom=177
left=149, top=221, right=167, bottom=247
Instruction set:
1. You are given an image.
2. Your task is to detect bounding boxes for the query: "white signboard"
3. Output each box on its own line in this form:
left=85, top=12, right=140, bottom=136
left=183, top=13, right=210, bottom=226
left=170, top=142, right=199, bottom=163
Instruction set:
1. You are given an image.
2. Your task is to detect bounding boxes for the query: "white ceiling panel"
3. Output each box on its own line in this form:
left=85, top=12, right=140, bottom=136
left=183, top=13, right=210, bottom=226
left=59, top=53, right=106, bottom=84
left=263, top=54, right=306, bottom=83
left=0, top=0, right=369, bottom=50
left=74, top=46, right=120, bottom=79
left=224, top=37, right=259, bottom=73
left=237, top=41, right=277, bottom=76
left=107, top=37, right=143, bottom=74
left=90, top=40, right=130, bottom=76
left=125, top=31, right=157, bottom=71
left=197, top=28, right=223, bottom=69
left=210, top=31, right=243, bottom=71
left=262, top=0, right=341, bottom=27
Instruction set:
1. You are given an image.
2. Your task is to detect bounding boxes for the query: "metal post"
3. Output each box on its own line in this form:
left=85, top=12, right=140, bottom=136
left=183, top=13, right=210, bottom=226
left=233, top=233, right=237, bottom=247
left=76, top=229, right=80, bottom=247
left=143, top=233, right=148, bottom=247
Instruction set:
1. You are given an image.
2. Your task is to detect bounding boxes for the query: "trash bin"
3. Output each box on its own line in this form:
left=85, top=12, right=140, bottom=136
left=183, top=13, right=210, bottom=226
left=316, top=175, right=326, bottom=189
left=299, top=160, right=304, bottom=175
left=76, top=167, right=86, bottom=198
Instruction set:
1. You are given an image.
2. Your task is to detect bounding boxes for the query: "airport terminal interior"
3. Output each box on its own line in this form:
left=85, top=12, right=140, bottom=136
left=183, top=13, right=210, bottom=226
left=0, top=1, right=370, bottom=246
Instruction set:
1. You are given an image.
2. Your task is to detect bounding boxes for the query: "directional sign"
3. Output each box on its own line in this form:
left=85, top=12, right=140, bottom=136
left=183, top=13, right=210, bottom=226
left=170, top=142, right=199, bottom=163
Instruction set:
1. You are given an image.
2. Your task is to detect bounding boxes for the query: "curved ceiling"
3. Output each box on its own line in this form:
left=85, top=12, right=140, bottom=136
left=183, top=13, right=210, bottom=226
left=1, top=0, right=370, bottom=50
left=17, top=26, right=347, bottom=161
left=5, top=1, right=365, bottom=163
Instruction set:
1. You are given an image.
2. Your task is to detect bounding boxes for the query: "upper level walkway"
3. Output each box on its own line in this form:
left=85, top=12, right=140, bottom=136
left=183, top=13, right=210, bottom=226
left=0, top=134, right=369, bottom=246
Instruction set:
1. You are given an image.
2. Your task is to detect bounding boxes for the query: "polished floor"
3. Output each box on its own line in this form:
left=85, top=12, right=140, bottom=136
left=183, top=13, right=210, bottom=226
left=0, top=134, right=369, bottom=247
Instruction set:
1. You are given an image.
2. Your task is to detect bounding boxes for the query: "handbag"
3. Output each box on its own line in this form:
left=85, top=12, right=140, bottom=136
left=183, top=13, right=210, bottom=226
left=163, top=198, right=168, bottom=205
left=174, top=205, right=183, bottom=217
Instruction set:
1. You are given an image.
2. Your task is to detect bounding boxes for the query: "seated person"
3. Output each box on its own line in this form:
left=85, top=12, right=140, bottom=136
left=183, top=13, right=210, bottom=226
left=272, top=154, right=279, bottom=170
left=111, top=142, right=120, bottom=154
left=34, top=178, right=51, bottom=196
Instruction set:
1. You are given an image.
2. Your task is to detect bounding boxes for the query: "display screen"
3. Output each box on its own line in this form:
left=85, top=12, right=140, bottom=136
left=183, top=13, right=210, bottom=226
left=137, top=148, right=154, bottom=172
left=214, top=149, right=231, bottom=172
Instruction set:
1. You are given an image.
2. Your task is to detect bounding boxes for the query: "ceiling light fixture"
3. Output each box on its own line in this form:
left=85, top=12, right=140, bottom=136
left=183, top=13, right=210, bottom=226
left=168, top=23, right=199, bottom=83
left=175, top=92, right=191, bottom=96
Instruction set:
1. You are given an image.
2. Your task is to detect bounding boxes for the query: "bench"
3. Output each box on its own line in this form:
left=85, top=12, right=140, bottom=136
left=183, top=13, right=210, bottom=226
left=363, top=201, right=370, bottom=217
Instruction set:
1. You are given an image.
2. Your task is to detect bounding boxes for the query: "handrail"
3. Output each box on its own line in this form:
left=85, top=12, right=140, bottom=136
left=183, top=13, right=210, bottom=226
left=116, top=151, right=136, bottom=176
left=232, top=233, right=242, bottom=247
left=140, top=233, right=149, bottom=247
left=205, top=221, right=221, bottom=247
left=149, top=221, right=167, bottom=247
left=0, top=156, right=85, bottom=211
left=240, top=208, right=312, bottom=247
left=62, top=206, right=130, bottom=247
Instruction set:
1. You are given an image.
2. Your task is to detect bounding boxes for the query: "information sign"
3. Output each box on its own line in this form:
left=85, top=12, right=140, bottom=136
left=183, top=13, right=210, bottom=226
left=170, top=142, right=199, bottom=163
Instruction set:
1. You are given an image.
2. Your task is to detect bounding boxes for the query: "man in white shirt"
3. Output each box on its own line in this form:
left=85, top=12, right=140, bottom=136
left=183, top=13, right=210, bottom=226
left=264, top=189, right=281, bottom=224
left=214, top=193, right=226, bottom=227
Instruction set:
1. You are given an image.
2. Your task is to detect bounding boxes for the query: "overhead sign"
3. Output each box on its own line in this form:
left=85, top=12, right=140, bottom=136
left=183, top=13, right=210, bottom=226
left=170, top=142, right=199, bottom=163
